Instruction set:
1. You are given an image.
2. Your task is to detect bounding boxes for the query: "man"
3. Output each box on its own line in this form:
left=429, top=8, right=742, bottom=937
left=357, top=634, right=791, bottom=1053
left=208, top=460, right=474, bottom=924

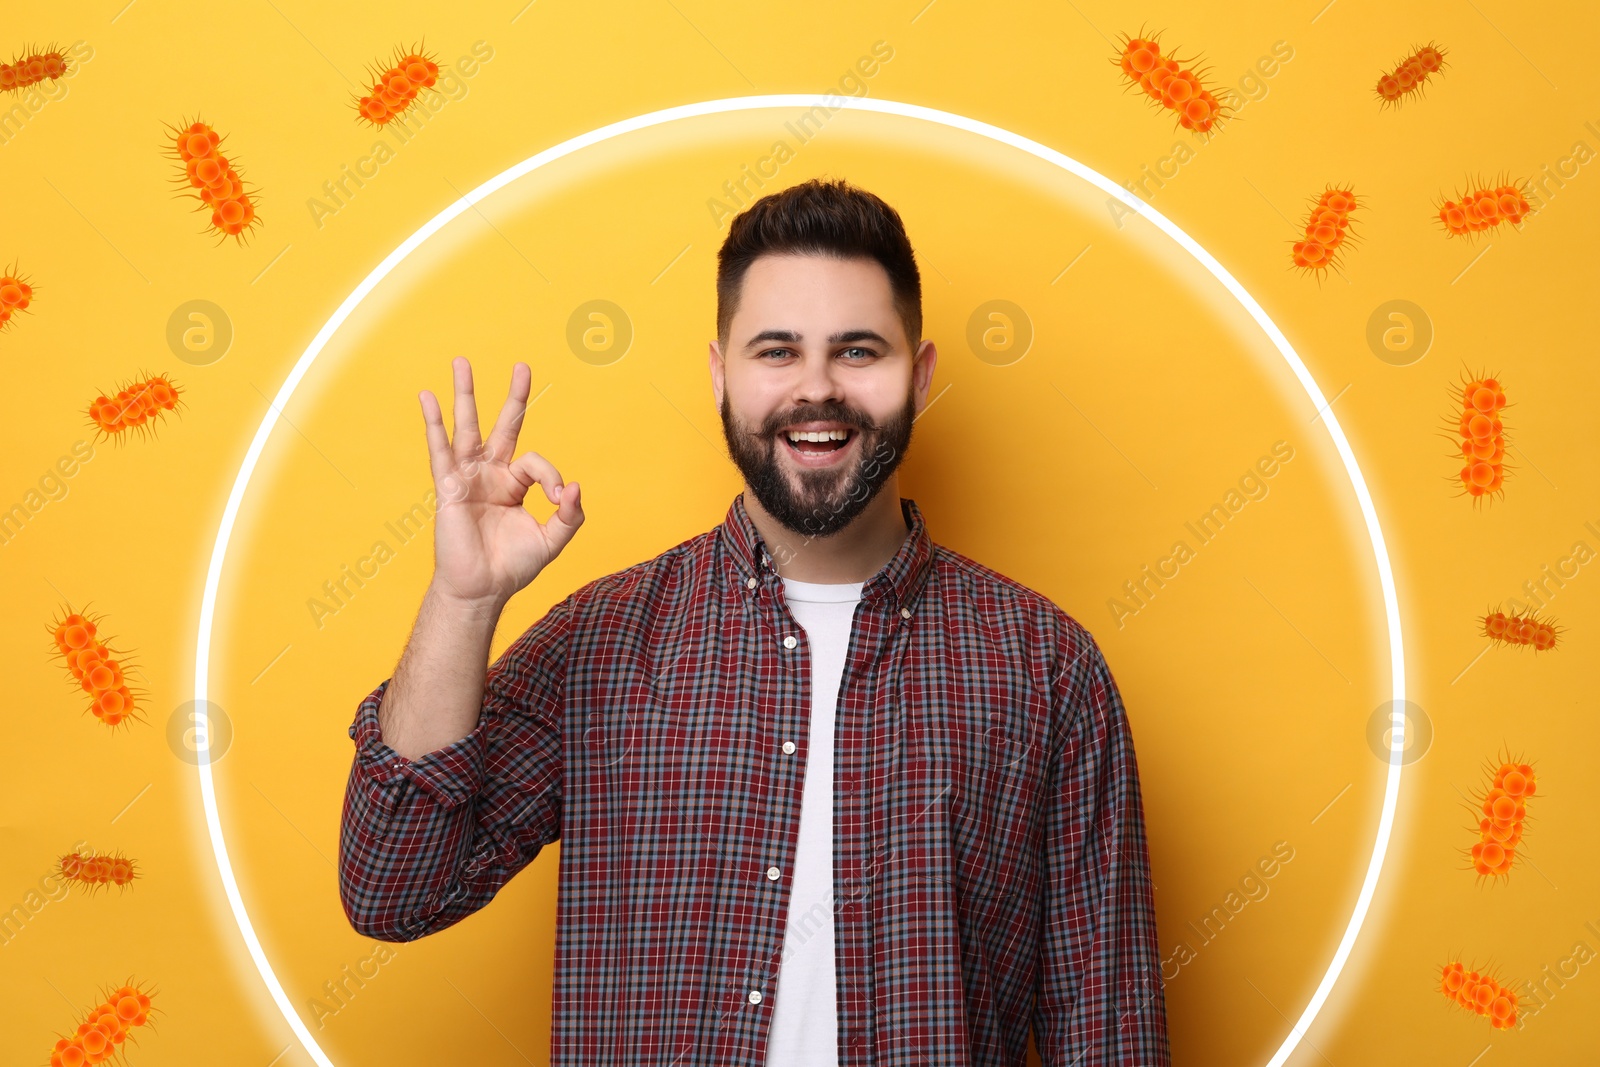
left=339, top=178, right=1169, bottom=1065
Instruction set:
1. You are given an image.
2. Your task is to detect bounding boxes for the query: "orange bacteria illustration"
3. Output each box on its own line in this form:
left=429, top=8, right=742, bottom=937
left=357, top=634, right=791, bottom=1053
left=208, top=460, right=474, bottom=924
left=1438, top=960, right=1519, bottom=1030
left=1114, top=30, right=1227, bottom=134
left=0, top=263, right=35, bottom=333
left=1292, top=186, right=1361, bottom=277
left=50, top=605, right=145, bottom=730
left=1376, top=42, right=1447, bottom=108
left=1483, top=607, right=1562, bottom=651
left=1437, top=176, right=1532, bottom=238
left=1443, top=367, right=1511, bottom=506
left=0, top=45, right=69, bottom=93
left=1465, top=754, right=1538, bottom=882
left=85, top=372, right=184, bottom=444
left=164, top=118, right=261, bottom=243
left=49, top=979, right=160, bottom=1067
left=57, top=848, right=140, bottom=893
left=355, top=44, right=440, bottom=126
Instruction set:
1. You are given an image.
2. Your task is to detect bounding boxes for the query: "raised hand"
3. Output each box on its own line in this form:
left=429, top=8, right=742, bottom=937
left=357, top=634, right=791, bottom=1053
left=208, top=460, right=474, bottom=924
left=420, top=357, right=584, bottom=614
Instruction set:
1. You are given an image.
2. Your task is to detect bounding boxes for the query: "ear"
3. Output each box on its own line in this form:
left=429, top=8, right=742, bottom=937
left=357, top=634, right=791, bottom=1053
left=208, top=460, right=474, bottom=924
left=912, top=338, right=938, bottom=413
left=708, top=338, right=725, bottom=408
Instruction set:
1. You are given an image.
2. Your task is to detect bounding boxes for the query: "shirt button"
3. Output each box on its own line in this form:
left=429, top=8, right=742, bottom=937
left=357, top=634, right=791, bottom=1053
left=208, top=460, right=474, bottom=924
left=783, top=635, right=797, bottom=649
left=746, top=577, right=758, bottom=589
left=782, top=741, right=796, bottom=755
left=766, top=866, right=781, bottom=880
left=900, top=607, right=911, bottom=619
left=748, top=989, right=763, bottom=1005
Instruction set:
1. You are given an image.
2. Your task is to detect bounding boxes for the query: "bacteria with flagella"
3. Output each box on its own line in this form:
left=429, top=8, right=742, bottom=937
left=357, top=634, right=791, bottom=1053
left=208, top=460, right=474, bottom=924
left=0, top=45, right=69, bottom=93
left=58, top=848, right=140, bottom=894
left=1438, top=960, right=1520, bottom=1030
left=0, top=264, right=35, bottom=333
left=355, top=44, right=439, bottom=126
left=1444, top=368, right=1512, bottom=505
left=1437, top=177, right=1532, bottom=238
left=1376, top=43, right=1447, bottom=109
left=85, top=372, right=184, bottom=444
left=1291, top=186, right=1361, bottom=278
left=1114, top=31, right=1227, bottom=134
left=49, top=605, right=146, bottom=731
left=1482, top=607, right=1562, bottom=651
left=1464, top=754, right=1538, bottom=882
left=49, top=979, right=160, bottom=1066
left=165, top=118, right=261, bottom=243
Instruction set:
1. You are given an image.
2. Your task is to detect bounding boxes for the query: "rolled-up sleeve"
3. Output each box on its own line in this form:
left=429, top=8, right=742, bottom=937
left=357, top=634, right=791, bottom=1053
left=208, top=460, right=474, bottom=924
left=1032, top=625, right=1170, bottom=1065
left=338, top=591, right=576, bottom=942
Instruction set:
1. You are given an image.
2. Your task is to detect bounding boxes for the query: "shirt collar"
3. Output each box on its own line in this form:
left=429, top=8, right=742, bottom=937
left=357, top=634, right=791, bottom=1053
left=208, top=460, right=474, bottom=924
left=719, top=490, right=935, bottom=612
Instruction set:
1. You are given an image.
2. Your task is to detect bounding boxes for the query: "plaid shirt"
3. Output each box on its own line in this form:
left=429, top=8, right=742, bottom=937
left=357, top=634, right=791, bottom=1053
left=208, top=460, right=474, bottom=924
left=339, top=493, right=1169, bottom=1066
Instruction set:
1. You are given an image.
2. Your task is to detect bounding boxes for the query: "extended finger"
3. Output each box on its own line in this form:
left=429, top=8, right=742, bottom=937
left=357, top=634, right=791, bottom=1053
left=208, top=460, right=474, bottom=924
left=485, top=362, right=532, bottom=461
left=451, top=356, right=483, bottom=459
left=418, top=389, right=456, bottom=486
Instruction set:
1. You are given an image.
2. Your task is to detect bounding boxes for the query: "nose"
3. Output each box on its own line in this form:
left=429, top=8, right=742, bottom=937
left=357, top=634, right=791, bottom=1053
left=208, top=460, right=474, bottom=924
left=790, top=348, right=845, bottom=410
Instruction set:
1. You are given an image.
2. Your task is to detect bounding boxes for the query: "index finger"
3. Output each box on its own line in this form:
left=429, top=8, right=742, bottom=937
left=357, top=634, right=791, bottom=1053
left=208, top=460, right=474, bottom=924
left=419, top=388, right=455, bottom=485
left=484, top=361, right=533, bottom=461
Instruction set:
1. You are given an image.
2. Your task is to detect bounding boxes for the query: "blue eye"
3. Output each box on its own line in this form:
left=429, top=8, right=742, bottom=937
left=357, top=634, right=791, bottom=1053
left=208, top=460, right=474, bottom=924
left=757, top=346, right=875, bottom=360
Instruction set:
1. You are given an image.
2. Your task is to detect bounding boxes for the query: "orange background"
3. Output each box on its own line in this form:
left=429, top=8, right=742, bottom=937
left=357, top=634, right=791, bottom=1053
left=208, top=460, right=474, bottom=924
left=3, top=1, right=1598, bottom=1064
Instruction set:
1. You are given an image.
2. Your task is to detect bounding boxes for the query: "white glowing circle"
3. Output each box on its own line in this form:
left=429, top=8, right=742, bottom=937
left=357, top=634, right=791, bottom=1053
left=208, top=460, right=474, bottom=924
left=194, top=95, right=1405, bottom=1067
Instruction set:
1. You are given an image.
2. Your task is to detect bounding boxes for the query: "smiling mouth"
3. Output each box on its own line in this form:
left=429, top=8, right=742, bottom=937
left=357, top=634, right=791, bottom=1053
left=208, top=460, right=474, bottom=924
left=780, top=428, right=856, bottom=456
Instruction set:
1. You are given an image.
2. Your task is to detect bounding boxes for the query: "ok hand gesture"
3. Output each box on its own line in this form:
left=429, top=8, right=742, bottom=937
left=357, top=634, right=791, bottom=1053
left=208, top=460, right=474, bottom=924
left=420, top=357, right=584, bottom=614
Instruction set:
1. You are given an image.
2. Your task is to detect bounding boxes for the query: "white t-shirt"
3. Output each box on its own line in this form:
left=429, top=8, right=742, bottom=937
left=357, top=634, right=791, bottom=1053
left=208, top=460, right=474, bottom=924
left=762, top=575, right=863, bottom=1067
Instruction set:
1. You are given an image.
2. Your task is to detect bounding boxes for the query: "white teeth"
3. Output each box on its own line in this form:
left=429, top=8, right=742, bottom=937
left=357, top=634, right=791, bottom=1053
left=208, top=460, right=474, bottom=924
left=785, top=429, right=851, bottom=442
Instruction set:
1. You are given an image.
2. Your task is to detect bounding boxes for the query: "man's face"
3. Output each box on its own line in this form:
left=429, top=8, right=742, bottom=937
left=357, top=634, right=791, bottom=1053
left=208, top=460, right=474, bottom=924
left=711, top=252, right=934, bottom=539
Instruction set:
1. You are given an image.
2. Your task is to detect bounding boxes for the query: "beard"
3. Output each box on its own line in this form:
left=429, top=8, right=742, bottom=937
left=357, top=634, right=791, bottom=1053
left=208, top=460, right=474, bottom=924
left=719, top=384, right=915, bottom=539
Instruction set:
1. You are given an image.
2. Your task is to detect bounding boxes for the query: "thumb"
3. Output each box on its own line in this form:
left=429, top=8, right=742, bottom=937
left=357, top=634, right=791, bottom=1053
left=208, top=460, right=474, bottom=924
left=540, top=481, right=585, bottom=555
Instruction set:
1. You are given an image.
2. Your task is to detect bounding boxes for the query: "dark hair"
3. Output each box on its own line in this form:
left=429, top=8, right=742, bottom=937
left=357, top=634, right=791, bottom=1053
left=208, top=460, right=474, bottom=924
left=716, top=178, right=922, bottom=350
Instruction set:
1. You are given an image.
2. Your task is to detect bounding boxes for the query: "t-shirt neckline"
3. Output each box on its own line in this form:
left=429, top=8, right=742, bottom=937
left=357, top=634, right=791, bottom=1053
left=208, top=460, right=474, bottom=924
left=780, top=576, right=866, bottom=603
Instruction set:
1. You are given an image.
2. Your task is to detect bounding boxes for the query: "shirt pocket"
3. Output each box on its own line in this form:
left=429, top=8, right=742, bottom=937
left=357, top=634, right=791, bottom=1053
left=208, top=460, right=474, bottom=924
left=896, top=749, right=1033, bottom=910
left=875, top=755, right=998, bottom=903
left=607, top=671, right=730, bottom=785
left=576, top=678, right=641, bottom=771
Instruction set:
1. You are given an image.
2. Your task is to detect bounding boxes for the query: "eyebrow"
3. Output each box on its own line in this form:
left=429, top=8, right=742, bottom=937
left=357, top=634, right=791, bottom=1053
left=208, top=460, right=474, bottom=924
left=743, top=328, right=891, bottom=350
